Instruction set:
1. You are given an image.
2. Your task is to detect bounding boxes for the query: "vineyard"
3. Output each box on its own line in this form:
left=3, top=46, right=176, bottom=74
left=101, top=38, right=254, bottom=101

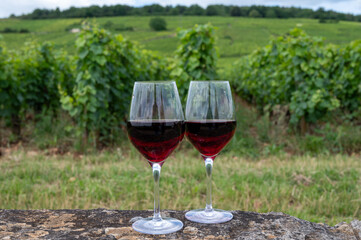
left=1, top=21, right=361, bottom=154
left=0, top=22, right=217, bottom=148
left=1, top=20, right=361, bottom=224
left=230, top=28, right=361, bottom=129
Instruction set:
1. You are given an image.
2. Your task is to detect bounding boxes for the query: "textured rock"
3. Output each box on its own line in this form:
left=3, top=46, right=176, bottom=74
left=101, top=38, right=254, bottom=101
left=0, top=209, right=359, bottom=239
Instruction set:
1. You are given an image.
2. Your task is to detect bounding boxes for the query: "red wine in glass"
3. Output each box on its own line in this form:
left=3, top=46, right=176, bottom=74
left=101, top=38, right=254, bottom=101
left=184, top=81, right=236, bottom=224
left=127, top=81, right=184, bottom=235
left=186, top=120, right=236, bottom=158
left=127, top=120, right=185, bottom=163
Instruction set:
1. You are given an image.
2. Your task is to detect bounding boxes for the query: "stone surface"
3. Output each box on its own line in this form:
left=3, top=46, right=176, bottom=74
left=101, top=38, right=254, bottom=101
left=0, top=209, right=360, bottom=239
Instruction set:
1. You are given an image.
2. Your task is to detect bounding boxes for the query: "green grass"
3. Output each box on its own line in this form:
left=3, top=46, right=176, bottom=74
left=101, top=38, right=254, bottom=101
left=0, top=148, right=359, bottom=226
left=1, top=16, right=361, bottom=68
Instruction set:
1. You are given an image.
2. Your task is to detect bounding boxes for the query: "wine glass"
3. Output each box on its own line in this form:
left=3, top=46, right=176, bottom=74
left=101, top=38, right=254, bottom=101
left=185, top=81, right=236, bottom=224
left=127, top=81, right=184, bottom=234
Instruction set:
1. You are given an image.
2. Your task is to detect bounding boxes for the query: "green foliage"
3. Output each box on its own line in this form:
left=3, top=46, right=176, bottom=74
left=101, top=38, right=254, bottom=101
left=249, top=9, right=262, bottom=18
left=102, top=20, right=114, bottom=29
left=114, top=24, right=134, bottom=32
left=265, top=9, right=277, bottom=18
left=60, top=24, right=124, bottom=145
left=0, top=46, right=23, bottom=135
left=230, top=28, right=361, bottom=127
left=18, top=4, right=361, bottom=23
left=17, top=42, right=67, bottom=115
left=60, top=23, right=167, bottom=145
left=0, top=42, right=73, bottom=137
left=149, top=17, right=167, bottom=31
left=0, top=28, right=30, bottom=34
left=205, top=6, right=219, bottom=16
left=0, top=22, right=218, bottom=145
left=56, top=51, right=75, bottom=100
left=19, top=29, right=30, bottom=33
left=319, top=18, right=339, bottom=24
left=331, top=40, right=361, bottom=114
left=230, top=7, right=242, bottom=17
left=300, top=135, right=325, bottom=154
left=1, top=28, right=18, bottom=33
left=171, top=24, right=218, bottom=101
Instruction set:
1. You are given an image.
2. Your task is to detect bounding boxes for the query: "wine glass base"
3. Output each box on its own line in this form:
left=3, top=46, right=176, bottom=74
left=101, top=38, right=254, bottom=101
left=132, top=217, right=183, bottom=235
left=185, top=209, right=233, bottom=224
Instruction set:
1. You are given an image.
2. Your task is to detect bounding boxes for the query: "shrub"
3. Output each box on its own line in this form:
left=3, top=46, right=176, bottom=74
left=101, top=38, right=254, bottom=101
left=331, top=40, right=361, bottom=114
left=1, top=42, right=72, bottom=138
left=2, top=28, right=17, bottom=33
left=230, top=28, right=361, bottom=131
left=249, top=9, right=262, bottom=18
left=15, top=42, right=67, bottom=116
left=230, top=29, right=339, bottom=128
left=60, top=23, right=168, bottom=146
left=0, top=46, right=23, bottom=136
left=19, top=28, right=30, bottom=33
left=102, top=20, right=114, bottom=29
left=114, top=24, right=134, bottom=31
left=170, top=24, right=218, bottom=102
left=149, top=17, right=167, bottom=31
left=230, top=7, right=242, bottom=17
left=319, top=18, right=339, bottom=24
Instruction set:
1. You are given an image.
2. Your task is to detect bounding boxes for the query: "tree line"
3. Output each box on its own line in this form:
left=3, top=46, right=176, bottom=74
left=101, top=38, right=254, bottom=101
left=11, top=4, right=361, bottom=22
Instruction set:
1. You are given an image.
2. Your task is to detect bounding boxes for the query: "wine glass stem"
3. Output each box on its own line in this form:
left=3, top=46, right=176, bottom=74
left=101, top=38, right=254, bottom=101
left=205, top=158, right=213, bottom=212
left=152, top=163, right=162, bottom=221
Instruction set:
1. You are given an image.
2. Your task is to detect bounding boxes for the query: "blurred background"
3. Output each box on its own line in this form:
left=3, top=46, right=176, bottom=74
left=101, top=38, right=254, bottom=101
left=0, top=0, right=360, bottom=226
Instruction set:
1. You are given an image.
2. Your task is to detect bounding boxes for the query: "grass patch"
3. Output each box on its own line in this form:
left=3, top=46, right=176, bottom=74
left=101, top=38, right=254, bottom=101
left=0, top=150, right=359, bottom=226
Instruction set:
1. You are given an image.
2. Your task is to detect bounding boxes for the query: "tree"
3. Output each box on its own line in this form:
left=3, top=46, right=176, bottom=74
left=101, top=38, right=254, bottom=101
left=144, top=4, right=164, bottom=15
left=230, top=6, right=241, bottom=17
left=249, top=9, right=262, bottom=18
left=113, top=5, right=132, bottom=16
left=173, top=5, right=187, bottom=15
left=206, top=5, right=219, bottom=16
left=184, top=4, right=204, bottom=16
left=315, top=7, right=326, bottom=19
left=149, top=17, right=167, bottom=31
left=55, top=7, right=61, bottom=17
left=265, top=9, right=277, bottom=18
left=14, top=4, right=361, bottom=22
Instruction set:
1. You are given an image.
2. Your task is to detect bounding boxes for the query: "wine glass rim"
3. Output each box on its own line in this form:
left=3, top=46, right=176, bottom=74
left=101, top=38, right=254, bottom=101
left=190, top=80, right=229, bottom=83
left=128, top=119, right=184, bottom=121
left=135, top=81, right=176, bottom=84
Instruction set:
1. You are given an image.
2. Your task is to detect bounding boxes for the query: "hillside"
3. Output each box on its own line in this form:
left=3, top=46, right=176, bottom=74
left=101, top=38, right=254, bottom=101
left=1, top=16, right=361, bottom=68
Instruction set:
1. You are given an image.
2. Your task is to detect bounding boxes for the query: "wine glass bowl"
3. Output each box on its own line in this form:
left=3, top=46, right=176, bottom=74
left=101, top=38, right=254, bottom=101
left=185, top=81, right=236, bottom=224
left=186, top=120, right=236, bottom=159
left=127, top=120, right=184, bottom=165
left=127, top=81, right=184, bottom=234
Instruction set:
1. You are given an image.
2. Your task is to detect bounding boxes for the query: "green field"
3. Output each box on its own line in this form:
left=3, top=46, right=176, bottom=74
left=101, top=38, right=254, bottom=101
left=1, top=16, right=361, bottom=68
left=0, top=148, right=360, bottom=226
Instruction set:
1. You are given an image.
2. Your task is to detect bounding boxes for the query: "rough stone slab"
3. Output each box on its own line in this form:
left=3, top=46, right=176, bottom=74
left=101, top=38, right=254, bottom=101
left=350, top=220, right=361, bottom=240
left=0, top=209, right=359, bottom=239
